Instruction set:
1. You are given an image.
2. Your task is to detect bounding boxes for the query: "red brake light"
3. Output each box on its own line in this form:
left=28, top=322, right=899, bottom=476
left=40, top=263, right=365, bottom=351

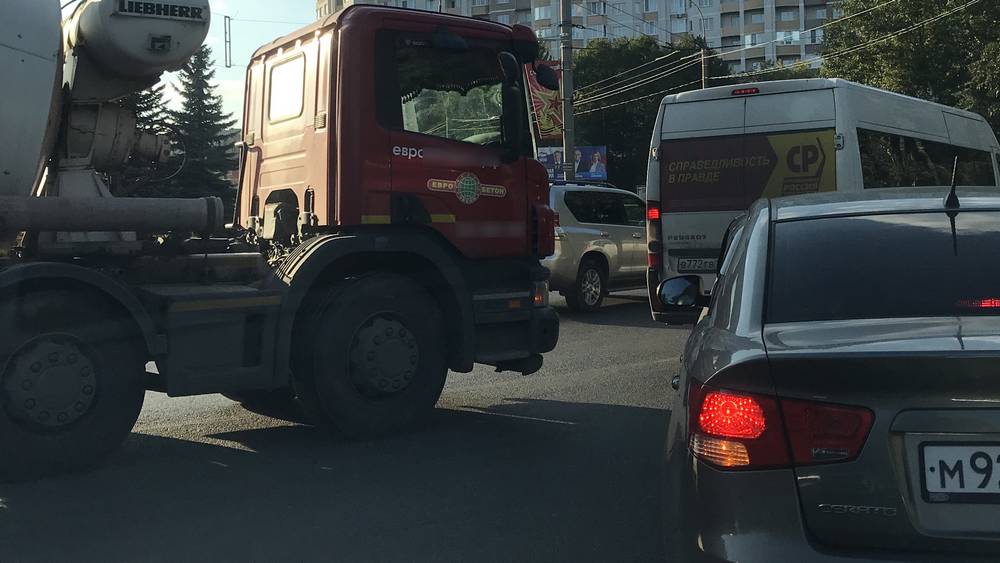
left=957, top=298, right=1000, bottom=309
left=647, top=206, right=661, bottom=221
left=688, top=383, right=789, bottom=470
left=782, top=399, right=874, bottom=465
left=731, top=87, right=760, bottom=96
left=699, top=391, right=767, bottom=439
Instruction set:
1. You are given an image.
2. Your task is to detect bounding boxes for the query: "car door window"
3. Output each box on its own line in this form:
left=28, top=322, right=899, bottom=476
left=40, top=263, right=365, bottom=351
left=709, top=220, right=748, bottom=329
left=620, top=194, right=645, bottom=228
left=563, top=191, right=600, bottom=223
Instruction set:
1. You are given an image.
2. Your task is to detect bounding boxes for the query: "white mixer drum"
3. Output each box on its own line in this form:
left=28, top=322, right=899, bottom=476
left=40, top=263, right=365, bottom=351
left=76, top=0, right=211, bottom=78
left=0, top=0, right=62, bottom=197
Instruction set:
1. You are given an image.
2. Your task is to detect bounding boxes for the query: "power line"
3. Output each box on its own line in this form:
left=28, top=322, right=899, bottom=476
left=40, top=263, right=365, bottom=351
left=576, top=51, right=683, bottom=97
left=700, top=0, right=904, bottom=66
left=575, top=51, right=703, bottom=101
left=709, top=0, right=982, bottom=82
left=576, top=0, right=902, bottom=99
left=576, top=58, right=701, bottom=105
left=577, top=78, right=702, bottom=115
left=577, top=51, right=681, bottom=93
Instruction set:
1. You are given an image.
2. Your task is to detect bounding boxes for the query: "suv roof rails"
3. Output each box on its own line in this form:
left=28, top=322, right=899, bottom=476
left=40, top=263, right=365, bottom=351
left=550, top=180, right=623, bottom=191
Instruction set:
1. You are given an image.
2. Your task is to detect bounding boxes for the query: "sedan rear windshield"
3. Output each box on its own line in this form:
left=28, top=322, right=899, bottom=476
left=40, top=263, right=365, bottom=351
left=767, top=211, right=1000, bottom=322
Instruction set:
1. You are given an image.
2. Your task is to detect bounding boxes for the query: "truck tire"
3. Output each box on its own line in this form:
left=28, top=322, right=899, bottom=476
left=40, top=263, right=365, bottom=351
left=0, top=291, right=145, bottom=481
left=565, top=257, right=606, bottom=313
left=293, top=274, right=447, bottom=438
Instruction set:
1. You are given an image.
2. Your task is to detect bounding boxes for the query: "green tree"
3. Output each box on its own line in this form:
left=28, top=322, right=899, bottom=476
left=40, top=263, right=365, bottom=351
left=114, top=83, right=172, bottom=196
left=822, top=0, right=1000, bottom=130
left=169, top=45, right=238, bottom=205
left=572, top=35, right=727, bottom=190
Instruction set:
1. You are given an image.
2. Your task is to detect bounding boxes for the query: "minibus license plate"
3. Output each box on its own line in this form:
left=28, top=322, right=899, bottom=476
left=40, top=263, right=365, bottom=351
left=677, top=258, right=717, bottom=273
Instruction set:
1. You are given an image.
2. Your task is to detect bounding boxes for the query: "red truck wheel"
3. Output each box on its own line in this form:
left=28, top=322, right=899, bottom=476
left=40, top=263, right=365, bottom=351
left=0, top=291, right=145, bottom=481
left=294, top=273, right=447, bottom=438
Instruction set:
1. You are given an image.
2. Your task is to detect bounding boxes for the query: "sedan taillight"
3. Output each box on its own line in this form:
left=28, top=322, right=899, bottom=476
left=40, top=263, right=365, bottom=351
left=689, top=382, right=874, bottom=470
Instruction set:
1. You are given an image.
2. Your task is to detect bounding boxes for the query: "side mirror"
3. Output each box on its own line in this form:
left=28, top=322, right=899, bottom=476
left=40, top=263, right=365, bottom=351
left=498, top=51, right=521, bottom=85
left=655, top=276, right=709, bottom=325
left=534, top=63, right=560, bottom=91
left=498, top=52, right=525, bottom=163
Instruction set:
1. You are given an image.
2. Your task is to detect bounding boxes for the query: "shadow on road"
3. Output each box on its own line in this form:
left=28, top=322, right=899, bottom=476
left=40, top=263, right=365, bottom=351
left=555, top=297, right=683, bottom=332
left=0, top=399, right=670, bottom=563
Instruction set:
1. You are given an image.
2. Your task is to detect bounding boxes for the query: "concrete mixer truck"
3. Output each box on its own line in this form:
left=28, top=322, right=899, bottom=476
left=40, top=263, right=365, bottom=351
left=0, top=0, right=560, bottom=480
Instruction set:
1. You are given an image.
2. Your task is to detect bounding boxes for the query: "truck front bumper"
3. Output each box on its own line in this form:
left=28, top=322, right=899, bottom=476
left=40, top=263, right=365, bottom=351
left=473, top=303, right=559, bottom=375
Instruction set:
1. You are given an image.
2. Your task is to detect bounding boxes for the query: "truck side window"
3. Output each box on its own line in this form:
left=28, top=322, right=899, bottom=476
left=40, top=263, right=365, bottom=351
left=269, top=55, right=305, bottom=123
left=394, top=38, right=505, bottom=146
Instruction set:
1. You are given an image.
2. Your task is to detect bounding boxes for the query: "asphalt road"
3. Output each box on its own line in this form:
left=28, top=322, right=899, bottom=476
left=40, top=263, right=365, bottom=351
left=0, top=291, right=690, bottom=563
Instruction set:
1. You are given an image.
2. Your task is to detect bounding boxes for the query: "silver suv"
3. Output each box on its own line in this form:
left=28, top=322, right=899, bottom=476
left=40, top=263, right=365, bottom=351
left=542, top=183, right=647, bottom=312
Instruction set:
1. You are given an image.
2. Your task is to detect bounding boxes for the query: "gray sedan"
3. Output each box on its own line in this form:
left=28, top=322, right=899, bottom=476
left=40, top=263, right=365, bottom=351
left=654, top=188, right=1000, bottom=562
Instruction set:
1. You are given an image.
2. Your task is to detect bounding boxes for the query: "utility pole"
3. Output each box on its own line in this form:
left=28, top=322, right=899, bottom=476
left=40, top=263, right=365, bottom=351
left=701, top=48, right=708, bottom=89
left=560, top=0, right=576, bottom=181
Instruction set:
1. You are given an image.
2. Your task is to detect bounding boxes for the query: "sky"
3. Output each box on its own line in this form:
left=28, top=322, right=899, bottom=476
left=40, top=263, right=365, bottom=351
left=170, top=0, right=317, bottom=122
left=65, top=0, right=318, bottom=124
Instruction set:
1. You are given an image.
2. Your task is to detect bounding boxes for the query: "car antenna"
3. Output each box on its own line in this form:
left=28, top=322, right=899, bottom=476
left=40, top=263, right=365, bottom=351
left=946, top=156, right=960, bottom=256
left=945, top=156, right=961, bottom=210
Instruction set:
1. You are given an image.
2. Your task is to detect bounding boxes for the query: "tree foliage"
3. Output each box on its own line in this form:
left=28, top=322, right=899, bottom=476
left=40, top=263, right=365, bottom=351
left=169, top=45, right=238, bottom=205
left=115, top=83, right=171, bottom=196
left=822, top=0, right=1000, bottom=131
left=571, top=35, right=727, bottom=190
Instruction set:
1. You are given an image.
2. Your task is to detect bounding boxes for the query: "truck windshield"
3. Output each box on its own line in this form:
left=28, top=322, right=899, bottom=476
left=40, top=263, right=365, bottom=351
left=767, top=211, right=1000, bottom=322
left=396, top=40, right=504, bottom=146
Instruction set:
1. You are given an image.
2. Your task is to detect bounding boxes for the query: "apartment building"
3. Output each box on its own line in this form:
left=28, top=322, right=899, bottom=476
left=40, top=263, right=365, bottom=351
left=316, top=0, right=837, bottom=71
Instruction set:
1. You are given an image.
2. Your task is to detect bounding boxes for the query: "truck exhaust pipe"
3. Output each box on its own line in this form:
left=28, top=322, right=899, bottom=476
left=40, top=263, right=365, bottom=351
left=0, top=195, right=225, bottom=235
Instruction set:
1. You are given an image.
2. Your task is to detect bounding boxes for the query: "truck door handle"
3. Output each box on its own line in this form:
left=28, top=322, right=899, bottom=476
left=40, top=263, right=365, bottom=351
left=600, top=232, right=610, bottom=238
left=632, top=233, right=643, bottom=239
left=671, top=375, right=681, bottom=390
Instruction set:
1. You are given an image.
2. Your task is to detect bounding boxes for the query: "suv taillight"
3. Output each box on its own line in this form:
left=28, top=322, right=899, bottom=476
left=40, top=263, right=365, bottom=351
left=688, top=382, right=874, bottom=470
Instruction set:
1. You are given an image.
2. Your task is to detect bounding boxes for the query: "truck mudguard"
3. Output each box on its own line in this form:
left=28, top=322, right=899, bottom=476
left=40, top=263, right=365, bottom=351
left=267, top=230, right=476, bottom=384
left=0, top=262, right=162, bottom=355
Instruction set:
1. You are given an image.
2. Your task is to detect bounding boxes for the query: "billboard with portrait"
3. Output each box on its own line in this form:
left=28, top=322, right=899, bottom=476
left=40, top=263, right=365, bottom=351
left=537, top=146, right=608, bottom=181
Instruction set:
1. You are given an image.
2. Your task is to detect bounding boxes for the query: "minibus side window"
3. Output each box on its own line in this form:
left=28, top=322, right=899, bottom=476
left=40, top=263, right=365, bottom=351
left=858, top=128, right=995, bottom=188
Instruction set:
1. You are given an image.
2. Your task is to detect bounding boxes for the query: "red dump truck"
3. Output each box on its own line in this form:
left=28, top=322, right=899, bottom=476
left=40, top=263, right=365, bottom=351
left=0, top=1, right=560, bottom=479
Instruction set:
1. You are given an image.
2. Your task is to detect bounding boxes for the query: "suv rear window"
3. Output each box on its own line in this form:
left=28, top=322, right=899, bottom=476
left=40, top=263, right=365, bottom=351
left=767, top=211, right=1000, bottom=322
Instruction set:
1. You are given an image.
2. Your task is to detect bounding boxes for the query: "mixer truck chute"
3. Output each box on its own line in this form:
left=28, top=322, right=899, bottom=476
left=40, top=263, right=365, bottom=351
left=0, top=0, right=559, bottom=481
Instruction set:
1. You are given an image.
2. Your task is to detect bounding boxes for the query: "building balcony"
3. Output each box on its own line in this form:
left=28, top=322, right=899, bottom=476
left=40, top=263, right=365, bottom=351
left=471, top=4, right=489, bottom=15
left=775, top=44, right=801, bottom=57
left=743, top=22, right=764, bottom=33
left=743, top=46, right=765, bottom=59
left=721, top=49, right=744, bottom=62
left=586, top=14, right=606, bottom=25
left=742, top=0, right=763, bottom=10
left=804, top=0, right=828, bottom=5
left=721, top=25, right=740, bottom=37
left=775, top=20, right=800, bottom=31
left=720, top=0, right=740, bottom=13
left=774, top=0, right=799, bottom=6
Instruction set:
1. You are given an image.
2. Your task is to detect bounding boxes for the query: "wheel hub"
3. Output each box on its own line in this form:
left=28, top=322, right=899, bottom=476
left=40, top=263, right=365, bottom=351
left=350, top=315, right=419, bottom=396
left=582, top=269, right=602, bottom=306
left=2, top=336, right=97, bottom=428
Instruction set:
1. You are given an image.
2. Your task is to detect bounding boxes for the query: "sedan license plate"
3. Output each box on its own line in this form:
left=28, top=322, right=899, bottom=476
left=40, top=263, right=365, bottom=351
left=677, top=258, right=717, bottom=273
left=922, top=444, right=1000, bottom=503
